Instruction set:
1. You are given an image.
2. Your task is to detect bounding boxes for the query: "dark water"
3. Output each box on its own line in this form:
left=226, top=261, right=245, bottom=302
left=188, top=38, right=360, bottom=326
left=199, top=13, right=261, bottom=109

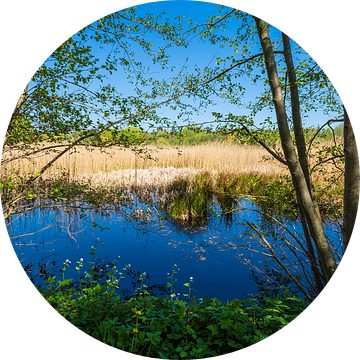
left=8, top=198, right=341, bottom=302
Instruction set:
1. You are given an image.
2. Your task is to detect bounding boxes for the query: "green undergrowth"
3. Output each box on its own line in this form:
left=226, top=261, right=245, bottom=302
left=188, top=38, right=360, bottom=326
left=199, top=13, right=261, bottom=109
left=39, top=251, right=309, bottom=359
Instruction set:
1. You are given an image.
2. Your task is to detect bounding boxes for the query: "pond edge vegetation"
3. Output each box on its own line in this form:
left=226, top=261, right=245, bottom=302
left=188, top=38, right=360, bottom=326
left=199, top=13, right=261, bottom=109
left=2, top=162, right=342, bottom=226
left=40, top=246, right=308, bottom=358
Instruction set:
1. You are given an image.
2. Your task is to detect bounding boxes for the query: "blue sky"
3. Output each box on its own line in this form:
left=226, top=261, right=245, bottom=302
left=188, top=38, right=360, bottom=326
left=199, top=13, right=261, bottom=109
left=39, top=0, right=343, bottom=130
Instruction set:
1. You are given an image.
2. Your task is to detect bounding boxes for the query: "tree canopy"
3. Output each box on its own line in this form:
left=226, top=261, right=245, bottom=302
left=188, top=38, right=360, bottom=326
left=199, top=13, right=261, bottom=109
left=5, top=3, right=344, bottom=153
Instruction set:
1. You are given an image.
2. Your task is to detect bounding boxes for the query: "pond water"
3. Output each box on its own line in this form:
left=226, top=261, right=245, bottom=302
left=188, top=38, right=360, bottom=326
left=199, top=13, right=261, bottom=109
left=8, top=197, right=341, bottom=302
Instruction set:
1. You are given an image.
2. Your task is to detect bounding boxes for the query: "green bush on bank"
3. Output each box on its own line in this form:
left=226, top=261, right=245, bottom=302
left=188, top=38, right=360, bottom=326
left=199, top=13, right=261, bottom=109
left=39, top=254, right=308, bottom=358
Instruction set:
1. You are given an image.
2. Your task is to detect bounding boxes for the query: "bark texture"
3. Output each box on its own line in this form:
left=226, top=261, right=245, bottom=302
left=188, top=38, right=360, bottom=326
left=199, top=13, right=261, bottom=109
left=343, top=107, right=360, bottom=251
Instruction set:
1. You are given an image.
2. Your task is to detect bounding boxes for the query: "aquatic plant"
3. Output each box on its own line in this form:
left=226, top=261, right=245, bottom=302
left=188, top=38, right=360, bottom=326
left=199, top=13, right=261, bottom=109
left=164, top=171, right=215, bottom=225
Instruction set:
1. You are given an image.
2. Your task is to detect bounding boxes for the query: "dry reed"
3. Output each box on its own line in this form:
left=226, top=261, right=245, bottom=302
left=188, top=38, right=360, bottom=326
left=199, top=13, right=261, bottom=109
left=1, top=142, right=343, bottom=205
left=1, top=143, right=288, bottom=180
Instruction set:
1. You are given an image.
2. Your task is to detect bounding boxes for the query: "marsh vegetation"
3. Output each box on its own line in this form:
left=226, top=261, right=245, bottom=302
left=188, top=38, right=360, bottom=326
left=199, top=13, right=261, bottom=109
left=2, top=2, right=358, bottom=357
left=2, top=134, right=344, bottom=231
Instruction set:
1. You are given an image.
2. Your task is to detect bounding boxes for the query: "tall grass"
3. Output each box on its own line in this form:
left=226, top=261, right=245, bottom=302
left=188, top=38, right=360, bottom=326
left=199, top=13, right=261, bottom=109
left=1, top=141, right=343, bottom=219
left=0, top=142, right=286, bottom=202
left=1, top=142, right=287, bottom=180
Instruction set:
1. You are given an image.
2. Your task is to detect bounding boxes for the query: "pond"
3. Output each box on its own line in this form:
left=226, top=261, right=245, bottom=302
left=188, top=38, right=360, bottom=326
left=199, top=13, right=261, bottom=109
left=7, top=197, right=340, bottom=303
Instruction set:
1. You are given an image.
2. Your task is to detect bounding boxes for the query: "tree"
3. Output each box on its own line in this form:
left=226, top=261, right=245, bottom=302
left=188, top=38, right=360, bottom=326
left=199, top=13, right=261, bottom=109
left=0, top=8, right=192, bottom=222
left=254, top=18, right=337, bottom=283
left=155, top=8, right=353, bottom=293
left=2, top=3, right=357, bottom=297
left=343, top=106, right=360, bottom=251
left=184, top=12, right=350, bottom=292
left=4, top=84, right=29, bottom=149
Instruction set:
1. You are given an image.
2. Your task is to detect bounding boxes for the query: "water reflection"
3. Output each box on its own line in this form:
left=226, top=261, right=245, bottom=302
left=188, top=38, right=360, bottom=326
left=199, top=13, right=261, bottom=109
left=7, top=197, right=341, bottom=302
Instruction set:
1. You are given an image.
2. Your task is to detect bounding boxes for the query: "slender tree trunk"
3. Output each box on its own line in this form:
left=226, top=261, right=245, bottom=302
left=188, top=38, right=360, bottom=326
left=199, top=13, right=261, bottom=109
left=343, top=107, right=360, bottom=251
left=282, top=33, right=325, bottom=291
left=282, top=34, right=319, bottom=206
left=254, top=17, right=337, bottom=282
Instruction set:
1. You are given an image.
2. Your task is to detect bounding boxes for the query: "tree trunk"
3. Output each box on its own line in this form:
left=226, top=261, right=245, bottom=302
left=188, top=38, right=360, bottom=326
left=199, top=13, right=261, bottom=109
left=282, top=33, right=325, bottom=291
left=254, top=17, right=337, bottom=282
left=343, top=107, right=360, bottom=251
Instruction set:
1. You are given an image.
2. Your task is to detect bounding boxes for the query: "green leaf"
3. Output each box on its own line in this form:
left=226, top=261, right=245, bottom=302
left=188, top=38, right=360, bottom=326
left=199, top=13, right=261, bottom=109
left=158, top=351, right=167, bottom=359
left=81, top=310, right=89, bottom=320
left=207, top=324, right=218, bottom=336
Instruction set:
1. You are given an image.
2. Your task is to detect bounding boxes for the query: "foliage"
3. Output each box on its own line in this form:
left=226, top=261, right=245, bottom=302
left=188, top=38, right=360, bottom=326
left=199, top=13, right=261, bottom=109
left=5, top=8, right=182, bottom=151
left=1, top=7, right=194, bottom=221
left=39, top=250, right=308, bottom=358
left=257, top=175, right=297, bottom=216
left=66, top=124, right=344, bottom=148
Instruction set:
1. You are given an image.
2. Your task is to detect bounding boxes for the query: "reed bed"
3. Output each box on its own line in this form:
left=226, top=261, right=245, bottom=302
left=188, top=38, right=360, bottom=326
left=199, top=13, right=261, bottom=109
left=1, top=142, right=343, bottom=206
left=1, top=142, right=288, bottom=181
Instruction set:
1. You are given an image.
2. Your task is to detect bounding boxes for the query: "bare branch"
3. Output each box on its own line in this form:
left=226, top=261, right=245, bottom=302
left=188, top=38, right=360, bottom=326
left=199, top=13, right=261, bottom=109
left=247, top=221, right=313, bottom=301
left=307, top=118, right=344, bottom=154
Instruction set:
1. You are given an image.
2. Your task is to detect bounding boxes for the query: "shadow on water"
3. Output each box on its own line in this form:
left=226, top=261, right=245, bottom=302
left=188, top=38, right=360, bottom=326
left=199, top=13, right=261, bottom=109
left=7, top=196, right=341, bottom=303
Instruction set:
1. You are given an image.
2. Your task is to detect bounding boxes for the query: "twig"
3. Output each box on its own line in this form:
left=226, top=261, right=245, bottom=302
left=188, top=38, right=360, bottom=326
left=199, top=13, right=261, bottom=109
left=246, top=221, right=313, bottom=301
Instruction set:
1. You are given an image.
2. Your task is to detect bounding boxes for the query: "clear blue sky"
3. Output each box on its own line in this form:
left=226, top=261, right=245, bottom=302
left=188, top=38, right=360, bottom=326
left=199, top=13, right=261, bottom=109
left=64, top=0, right=343, bottom=130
